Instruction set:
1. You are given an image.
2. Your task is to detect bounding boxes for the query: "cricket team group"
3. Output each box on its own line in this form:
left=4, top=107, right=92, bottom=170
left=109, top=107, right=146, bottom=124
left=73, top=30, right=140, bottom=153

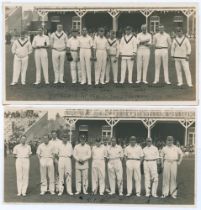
left=13, top=130, right=183, bottom=199
left=10, top=23, right=193, bottom=87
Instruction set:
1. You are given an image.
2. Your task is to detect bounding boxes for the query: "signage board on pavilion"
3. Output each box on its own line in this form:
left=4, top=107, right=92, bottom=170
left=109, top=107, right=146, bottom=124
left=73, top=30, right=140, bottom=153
left=64, top=109, right=195, bottom=119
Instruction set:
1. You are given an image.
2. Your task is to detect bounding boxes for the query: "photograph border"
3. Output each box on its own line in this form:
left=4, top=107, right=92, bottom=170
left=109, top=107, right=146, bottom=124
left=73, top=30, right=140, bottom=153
left=2, top=2, right=199, bottom=105
left=2, top=106, right=197, bottom=207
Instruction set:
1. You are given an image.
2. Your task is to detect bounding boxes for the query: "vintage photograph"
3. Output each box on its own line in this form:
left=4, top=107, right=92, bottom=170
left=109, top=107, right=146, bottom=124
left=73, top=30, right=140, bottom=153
left=3, top=3, right=197, bottom=104
left=4, top=108, right=196, bottom=205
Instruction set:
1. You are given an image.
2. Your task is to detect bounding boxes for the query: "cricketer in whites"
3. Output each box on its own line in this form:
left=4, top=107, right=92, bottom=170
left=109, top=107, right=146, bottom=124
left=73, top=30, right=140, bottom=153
left=13, top=132, right=183, bottom=199
left=10, top=24, right=193, bottom=88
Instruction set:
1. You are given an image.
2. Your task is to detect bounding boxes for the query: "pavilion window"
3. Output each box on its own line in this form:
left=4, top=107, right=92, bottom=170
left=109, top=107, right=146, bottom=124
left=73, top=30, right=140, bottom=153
left=78, top=124, right=88, bottom=138
left=188, top=133, right=194, bottom=145
left=79, top=125, right=88, bottom=132
left=150, top=16, right=160, bottom=33
left=72, top=16, right=81, bottom=30
left=102, top=125, right=111, bottom=138
left=188, top=127, right=195, bottom=145
left=51, top=16, right=60, bottom=23
left=173, top=16, right=183, bottom=28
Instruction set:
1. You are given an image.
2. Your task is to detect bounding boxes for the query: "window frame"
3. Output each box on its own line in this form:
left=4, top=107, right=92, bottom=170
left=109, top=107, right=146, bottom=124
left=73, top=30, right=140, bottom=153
left=149, top=15, right=160, bottom=33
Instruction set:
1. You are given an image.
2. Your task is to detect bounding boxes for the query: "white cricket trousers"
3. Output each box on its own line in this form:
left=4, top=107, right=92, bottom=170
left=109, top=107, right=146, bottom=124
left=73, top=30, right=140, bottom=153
left=80, top=49, right=91, bottom=84
left=154, top=49, right=170, bottom=83
left=106, top=56, right=118, bottom=83
left=95, top=50, right=107, bottom=84
left=52, top=49, right=66, bottom=83
left=92, top=160, right=105, bottom=194
left=175, top=58, right=192, bottom=86
left=108, top=159, right=123, bottom=194
left=39, top=158, right=55, bottom=193
left=58, top=157, right=72, bottom=194
left=34, top=49, right=49, bottom=83
left=120, top=58, right=134, bottom=83
left=143, top=160, right=158, bottom=196
left=75, top=168, right=88, bottom=193
left=70, top=51, right=81, bottom=83
left=137, top=48, right=150, bottom=82
left=12, top=55, right=28, bottom=84
left=105, top=159, right=110, bottom=192
left=53, top=158, right=59, bottom=192
left=162, top=160, right=178, bottom=197
left=126, top=160, right=141, bottom=194
left=15, top=158, right=30, bottom=195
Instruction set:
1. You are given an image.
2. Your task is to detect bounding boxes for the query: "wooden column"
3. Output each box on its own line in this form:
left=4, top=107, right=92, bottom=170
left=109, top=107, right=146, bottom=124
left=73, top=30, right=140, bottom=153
left=107, top=9, right=120, bottom=32
left=179, top=119, right=195, bottom=146
left=64, top=118, right=78, bottom=143
left=139, top=9, right=154, bottom=31
left=37, top=10, right=48, bottom=28
left=74, top=9, right=87, bottom=34
left=142, top=118, right=156, bottom=138
left=105, top=118, right=119, bottom=137
left=182, top=9, right=195, bottom=35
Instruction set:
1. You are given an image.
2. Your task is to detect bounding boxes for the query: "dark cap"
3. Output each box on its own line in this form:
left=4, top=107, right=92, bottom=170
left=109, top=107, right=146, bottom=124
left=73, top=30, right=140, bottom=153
left=110, top=30, right=116, bottom=35
left=129, top=136, right=137, bottom=141
left=20, top=31, right=26, bottom=36
left=176, top=27, right=183, bottom=32
left=80, top=134, right=86, bottom=140
left=62, top=133, right=69, bottom=138
left=99, top=27, right=105, bottom=32
left=72, top=28, right=78, bottom=33
left=95, top=138, right=101, bottom=142
left=159, top=24, right=164, bottom=28
left=167, top=136, right=174, bottom=141
left=146, top=137, right=152, bottom=142
left=125, top=26, right=132, bottom=31
left=111, top=136, right=116, bottom=140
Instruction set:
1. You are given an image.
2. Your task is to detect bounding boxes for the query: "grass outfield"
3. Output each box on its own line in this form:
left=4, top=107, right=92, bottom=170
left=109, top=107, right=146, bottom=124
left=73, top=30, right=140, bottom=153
left=5, top=41, right=196, bottom=102
left=4, top=155, right=195, bottom=205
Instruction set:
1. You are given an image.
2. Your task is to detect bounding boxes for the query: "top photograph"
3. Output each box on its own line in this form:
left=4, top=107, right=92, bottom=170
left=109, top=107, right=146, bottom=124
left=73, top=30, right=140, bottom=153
left=3, top=3, right=198, bottom=105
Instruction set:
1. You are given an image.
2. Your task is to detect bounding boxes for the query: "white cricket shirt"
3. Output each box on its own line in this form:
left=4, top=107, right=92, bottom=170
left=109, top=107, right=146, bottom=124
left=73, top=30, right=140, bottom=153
left=73, top=143, right=91, bottom=169
left=93, top=36, right=109, bottom=50
left=67, top=36, right=80, bottom=50
left=107, top=145, right=123, bottom=159
left=124, top=145, right=144, bottom=159
left=153, top=32, right=171, bottom=48
left=57, top=142, right=73, bottom=157
left=137, top=32, right=152, bottom=49
left=12, top=38, right=32, bottom=58
left=143, top=145, right=159, bottom=160
left=78, top=35, right=93, bottom=49
left=36, top=143, right=54, bottom=158
left=171, top=36, right=191, bottom=59
left=107, top=38, right=119, bottom=56
left=119, top=34, right=137, bottom=57
left=32, top=35, right=50, bottom=48
left=13, top=144, right=32, bottom=158
left=92, top=145, right=107, bottom=160
left=49, top=138, right=62, bottom=154
left=160, top=145, right=183, bottom=160
left=51, top=31, right=68, bottom=50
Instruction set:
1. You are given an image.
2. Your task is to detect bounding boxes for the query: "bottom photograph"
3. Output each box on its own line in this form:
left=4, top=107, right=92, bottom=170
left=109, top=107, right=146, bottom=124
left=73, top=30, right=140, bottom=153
left=4, top=108, right=195, bottom=205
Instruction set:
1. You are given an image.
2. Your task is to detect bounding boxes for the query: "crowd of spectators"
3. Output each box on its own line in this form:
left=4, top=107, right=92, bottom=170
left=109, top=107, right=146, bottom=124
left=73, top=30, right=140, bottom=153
left=4, top=111, right=43, bottom=155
